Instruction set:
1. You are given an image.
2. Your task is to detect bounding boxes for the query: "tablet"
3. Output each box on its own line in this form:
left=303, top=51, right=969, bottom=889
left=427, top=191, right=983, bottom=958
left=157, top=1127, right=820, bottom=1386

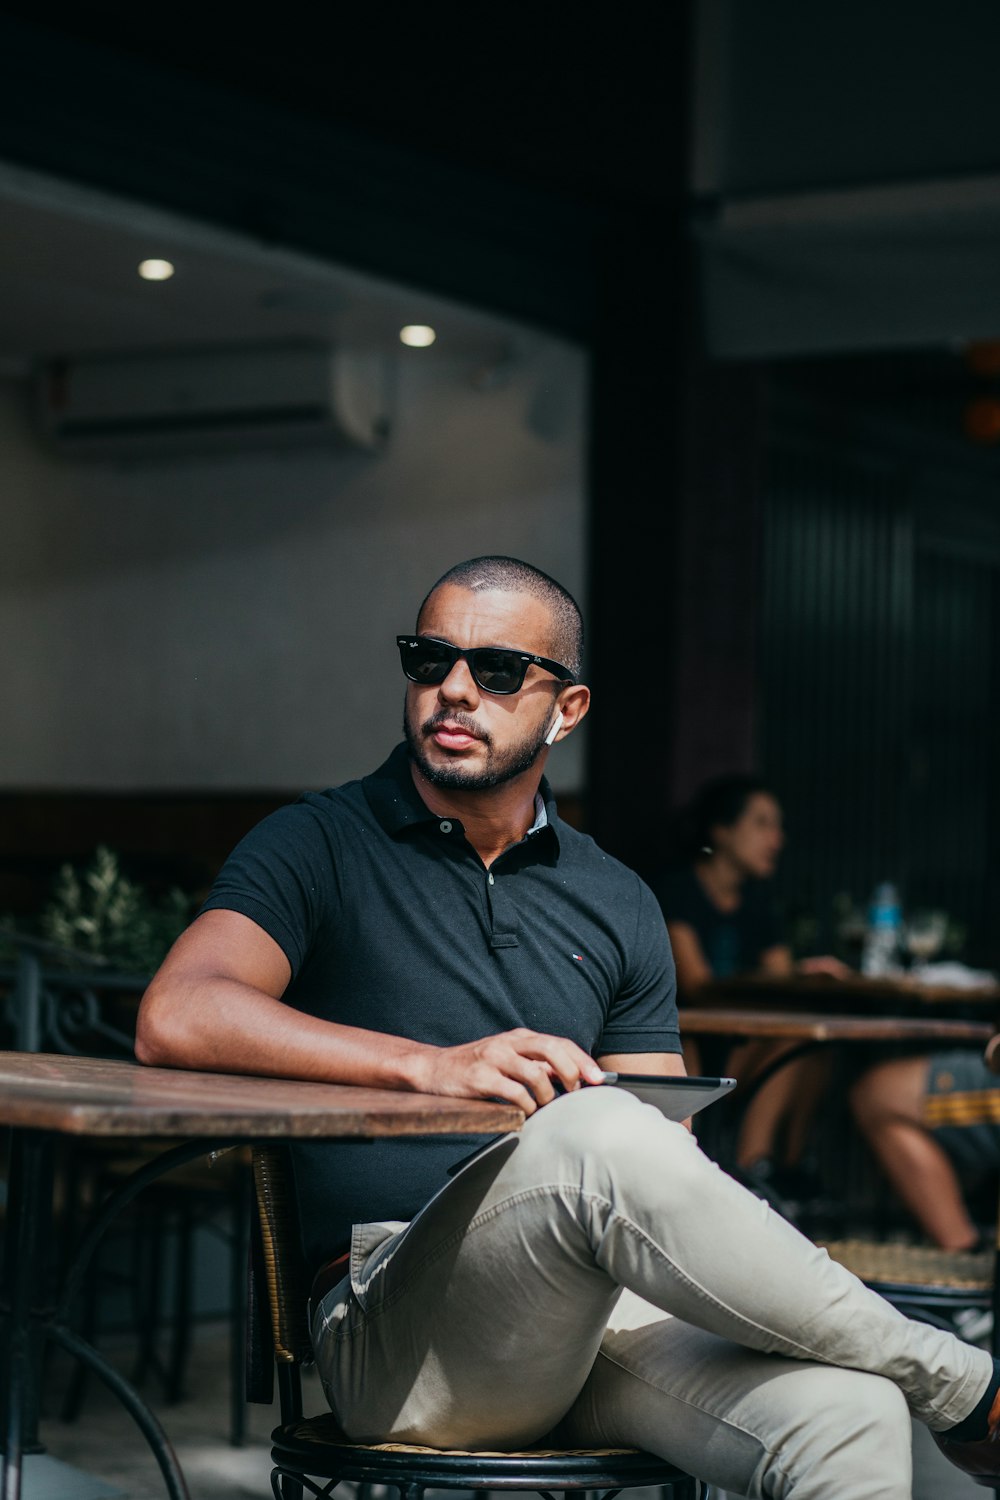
left=600, top=1073, right=737, bottom=1121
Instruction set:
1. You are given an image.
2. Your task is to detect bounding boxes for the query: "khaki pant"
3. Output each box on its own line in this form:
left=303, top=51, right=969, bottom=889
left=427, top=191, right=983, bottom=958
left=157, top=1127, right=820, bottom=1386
left=311, top=1085, right=991, bottom=1499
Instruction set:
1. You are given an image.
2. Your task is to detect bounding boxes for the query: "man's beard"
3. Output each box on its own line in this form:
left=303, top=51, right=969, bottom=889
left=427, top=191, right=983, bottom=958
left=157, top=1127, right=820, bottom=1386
left=404, top=706, right=552, bottom=791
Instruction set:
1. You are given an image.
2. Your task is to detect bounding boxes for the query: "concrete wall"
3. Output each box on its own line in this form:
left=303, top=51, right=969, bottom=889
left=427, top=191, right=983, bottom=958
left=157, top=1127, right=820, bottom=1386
left=0, top=336, right=587, bottom=794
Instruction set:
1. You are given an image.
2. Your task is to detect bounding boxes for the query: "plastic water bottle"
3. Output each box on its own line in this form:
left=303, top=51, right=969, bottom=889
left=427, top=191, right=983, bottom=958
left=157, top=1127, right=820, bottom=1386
left=861, top=882, right=902, bottom=976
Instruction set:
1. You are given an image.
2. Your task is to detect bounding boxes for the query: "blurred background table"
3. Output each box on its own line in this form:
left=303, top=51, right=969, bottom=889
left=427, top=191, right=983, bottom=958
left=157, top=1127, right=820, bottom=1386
left=677, top=1002, right=1000, bottom=1244
left=698, top=972, right=1000, bottom=1021
left=678, top=1007, right=996, bottom=1048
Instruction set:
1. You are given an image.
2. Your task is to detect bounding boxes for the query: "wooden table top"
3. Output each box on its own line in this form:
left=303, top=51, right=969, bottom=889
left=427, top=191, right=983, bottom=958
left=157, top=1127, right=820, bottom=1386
left=678, top=1007, right=996, bottom=1045
left=0, top=1052, right=525, bottom=1139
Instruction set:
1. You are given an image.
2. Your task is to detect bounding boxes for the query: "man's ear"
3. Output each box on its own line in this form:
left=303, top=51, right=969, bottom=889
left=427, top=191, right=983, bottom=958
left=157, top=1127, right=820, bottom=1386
left=550, top=684, right=590, bottom=740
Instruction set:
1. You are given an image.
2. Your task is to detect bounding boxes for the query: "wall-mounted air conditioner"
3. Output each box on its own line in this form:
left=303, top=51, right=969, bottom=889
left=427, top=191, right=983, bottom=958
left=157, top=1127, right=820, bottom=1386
left=34, top=344, right=392, bottom=458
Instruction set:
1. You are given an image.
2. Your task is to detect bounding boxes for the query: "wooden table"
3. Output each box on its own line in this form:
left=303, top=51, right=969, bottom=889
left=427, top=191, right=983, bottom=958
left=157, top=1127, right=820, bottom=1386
left=678, top=1007, right=996, bottom=1049
left=678, top=1004, right=996, bottom=1105
left=0, top=1053, right=524, bottom=1500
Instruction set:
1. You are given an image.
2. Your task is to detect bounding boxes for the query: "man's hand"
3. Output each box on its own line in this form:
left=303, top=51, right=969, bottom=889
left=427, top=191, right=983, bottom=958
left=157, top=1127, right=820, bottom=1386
left=410, top=1028, right=607, bottom=1114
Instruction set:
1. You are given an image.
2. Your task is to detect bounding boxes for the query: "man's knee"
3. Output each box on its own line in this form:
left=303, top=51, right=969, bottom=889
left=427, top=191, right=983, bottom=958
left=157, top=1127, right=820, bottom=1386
left=519, top=1086, right=705, bottom=1195
left=820, top=1375, right=912, bottom=1482
left=764, top=1370, right=912, bottom=1498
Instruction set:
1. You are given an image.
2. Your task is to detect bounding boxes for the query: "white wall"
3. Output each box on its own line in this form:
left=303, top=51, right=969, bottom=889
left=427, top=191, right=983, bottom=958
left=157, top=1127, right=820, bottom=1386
left=0, top=337, right=588, bottom=792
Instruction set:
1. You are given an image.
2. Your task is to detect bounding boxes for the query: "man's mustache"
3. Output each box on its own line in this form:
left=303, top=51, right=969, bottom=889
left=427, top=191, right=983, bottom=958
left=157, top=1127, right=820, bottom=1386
left=421, top=710, right=490, bottom=746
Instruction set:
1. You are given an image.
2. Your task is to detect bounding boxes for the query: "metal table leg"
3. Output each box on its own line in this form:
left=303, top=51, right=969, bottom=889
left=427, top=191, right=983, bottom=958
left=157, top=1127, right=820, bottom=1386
left=1, top=1129, right=54, bottom=1500
left=2, top=1130, right=236, bottom=1500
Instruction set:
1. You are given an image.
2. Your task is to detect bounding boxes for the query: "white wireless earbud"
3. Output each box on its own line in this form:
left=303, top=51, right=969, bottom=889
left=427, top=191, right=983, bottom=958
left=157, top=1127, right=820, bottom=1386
left=544, top=710, right=564, bottom=747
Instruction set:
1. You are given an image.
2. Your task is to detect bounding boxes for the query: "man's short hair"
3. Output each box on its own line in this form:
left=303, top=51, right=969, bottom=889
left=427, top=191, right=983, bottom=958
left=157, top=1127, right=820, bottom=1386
left=418, top=556, right=584, bottom=679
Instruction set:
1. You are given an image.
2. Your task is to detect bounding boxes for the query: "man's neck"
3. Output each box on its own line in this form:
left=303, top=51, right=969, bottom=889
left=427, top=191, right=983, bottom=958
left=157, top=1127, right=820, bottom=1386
left=409, top=761, right=544, bottom=867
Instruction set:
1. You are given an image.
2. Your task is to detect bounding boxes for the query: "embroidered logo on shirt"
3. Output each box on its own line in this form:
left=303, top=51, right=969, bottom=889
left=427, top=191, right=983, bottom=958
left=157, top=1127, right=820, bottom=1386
left=572, top=953, right=584, bottom=962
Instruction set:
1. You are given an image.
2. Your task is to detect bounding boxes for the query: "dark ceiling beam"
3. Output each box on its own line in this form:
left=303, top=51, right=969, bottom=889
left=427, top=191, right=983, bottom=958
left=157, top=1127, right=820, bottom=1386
left=585, top=11, right=697, bottom=877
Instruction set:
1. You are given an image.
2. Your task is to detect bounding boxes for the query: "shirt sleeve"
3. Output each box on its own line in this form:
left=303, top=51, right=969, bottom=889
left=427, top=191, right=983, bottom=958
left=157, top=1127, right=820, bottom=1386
left=596, top=876, right=682, bottom=1056
left=199, top=800, right=337, bottom=977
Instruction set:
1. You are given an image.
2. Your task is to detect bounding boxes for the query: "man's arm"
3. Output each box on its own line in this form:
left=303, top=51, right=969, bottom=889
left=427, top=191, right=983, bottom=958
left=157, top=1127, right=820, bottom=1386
left=135, top=908, right=604, bottom=1114
left=597, top=1052, right=688, bottom=1078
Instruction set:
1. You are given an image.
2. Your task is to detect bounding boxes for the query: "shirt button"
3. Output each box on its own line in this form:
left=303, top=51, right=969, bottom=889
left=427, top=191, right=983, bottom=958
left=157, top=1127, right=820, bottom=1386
left=488, top=872, right=495, bottom=885
left=439, top=820, right=453, bottom=834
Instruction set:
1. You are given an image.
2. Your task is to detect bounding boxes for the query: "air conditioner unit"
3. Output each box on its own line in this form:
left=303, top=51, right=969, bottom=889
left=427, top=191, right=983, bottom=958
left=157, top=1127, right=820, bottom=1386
left=34, top=344, right=392, bottom=458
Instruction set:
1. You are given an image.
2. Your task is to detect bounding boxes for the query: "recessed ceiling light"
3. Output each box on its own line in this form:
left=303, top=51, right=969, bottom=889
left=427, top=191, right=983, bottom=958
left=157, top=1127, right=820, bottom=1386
left=138, top=259, right=175, bottom=282
left=400, top=325, right=436, bottom=348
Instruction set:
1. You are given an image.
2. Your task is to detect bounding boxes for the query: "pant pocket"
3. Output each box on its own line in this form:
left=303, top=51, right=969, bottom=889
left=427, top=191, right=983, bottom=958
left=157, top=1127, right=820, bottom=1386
left=349, top=1219, right=410, bottom=1306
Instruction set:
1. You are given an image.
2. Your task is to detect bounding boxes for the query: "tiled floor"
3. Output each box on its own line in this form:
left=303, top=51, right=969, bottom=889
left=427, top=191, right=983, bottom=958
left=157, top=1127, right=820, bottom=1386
left=27, top=1323, right=284, bottom=1500
left=25, top=1321, right=991, bottom=1499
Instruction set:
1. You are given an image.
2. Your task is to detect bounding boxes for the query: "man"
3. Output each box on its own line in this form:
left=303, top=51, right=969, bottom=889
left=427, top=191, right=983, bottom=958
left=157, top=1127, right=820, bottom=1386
left=138, top=556, right=1000, bottom=1498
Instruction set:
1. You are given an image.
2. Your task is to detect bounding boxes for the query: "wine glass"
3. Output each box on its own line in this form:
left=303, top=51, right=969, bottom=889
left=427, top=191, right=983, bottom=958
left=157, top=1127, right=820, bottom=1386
left=901, top=910, right=948, bottom=976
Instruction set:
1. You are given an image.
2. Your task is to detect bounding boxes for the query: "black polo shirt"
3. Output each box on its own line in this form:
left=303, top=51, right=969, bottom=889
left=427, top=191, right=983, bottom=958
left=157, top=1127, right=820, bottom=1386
left=202, top=743, right=680, bottom=1268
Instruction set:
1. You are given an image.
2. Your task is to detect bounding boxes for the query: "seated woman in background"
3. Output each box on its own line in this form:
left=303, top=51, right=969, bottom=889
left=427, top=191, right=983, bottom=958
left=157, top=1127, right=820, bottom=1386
left=654, top=775, right=845, bottom=1201
left=850, top=1050, right=999, bottom=1252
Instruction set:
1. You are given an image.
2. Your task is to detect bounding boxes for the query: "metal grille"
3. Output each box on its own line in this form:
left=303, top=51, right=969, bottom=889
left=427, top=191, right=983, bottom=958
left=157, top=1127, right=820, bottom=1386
left=908, top=545, right=996, bottom=935
left=759, top=441, right=913, bottom=945
left=758, top=423, right=999, bottom=962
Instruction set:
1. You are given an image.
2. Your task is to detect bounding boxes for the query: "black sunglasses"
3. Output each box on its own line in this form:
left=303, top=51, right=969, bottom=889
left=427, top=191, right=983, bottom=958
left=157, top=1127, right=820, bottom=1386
left=397, top=635, right=576, bottom=695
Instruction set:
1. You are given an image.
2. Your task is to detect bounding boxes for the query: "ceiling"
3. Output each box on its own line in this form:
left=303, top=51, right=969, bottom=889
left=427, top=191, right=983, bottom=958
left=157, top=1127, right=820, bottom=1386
left=0, top=159, right=538, bottom=378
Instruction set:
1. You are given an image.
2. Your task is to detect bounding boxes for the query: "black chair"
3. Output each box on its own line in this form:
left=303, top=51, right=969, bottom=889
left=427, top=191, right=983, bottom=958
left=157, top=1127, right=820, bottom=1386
left=249, top=1145, right=710, bottom=1500
left=818, top=1237, right=996, bottom=1342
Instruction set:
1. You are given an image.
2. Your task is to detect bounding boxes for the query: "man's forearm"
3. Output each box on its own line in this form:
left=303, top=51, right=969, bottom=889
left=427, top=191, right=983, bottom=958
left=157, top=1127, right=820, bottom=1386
left=135, top=974, right=437, bottom=1089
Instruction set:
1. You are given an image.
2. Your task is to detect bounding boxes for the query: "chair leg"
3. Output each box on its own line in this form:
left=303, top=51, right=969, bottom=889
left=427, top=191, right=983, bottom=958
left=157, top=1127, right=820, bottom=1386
left=164, top=1202, right=194, bottom=1404
left=229, top=1166, right=252, bottom=1446
left=276, top=1362, right=303, bottom=1424
left=131, top=1200, right=164, bottom=1388
left=271, top=1469, right=304, bottom=1500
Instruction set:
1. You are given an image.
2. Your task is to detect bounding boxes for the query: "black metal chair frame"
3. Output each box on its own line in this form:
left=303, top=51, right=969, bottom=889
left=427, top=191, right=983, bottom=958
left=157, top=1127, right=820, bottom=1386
left=270, top=1431, right=699, bottom=1500
left=249, top=1144, right=710, bottom=1500
left=1, top=933, right=252, bottom=1444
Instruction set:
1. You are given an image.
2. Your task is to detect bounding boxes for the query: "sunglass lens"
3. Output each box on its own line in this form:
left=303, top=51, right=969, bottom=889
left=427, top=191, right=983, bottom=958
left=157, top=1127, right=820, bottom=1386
left=402, top=641, right=454, bottom=683
left=470, top=648, right=523, bottom=694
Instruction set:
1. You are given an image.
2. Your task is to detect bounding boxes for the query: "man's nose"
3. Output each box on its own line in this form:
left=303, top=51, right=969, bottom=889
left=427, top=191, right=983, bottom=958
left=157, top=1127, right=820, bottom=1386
left=438, top=657, right=480, bottom=705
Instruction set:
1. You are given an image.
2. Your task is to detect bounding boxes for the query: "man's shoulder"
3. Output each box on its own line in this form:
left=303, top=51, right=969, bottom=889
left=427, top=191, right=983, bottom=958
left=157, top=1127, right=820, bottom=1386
left=281, top=745, right=411, bottom=821
left=552, top=817, right=649, bottom=897
left=238, top=768, right=380, bottom=853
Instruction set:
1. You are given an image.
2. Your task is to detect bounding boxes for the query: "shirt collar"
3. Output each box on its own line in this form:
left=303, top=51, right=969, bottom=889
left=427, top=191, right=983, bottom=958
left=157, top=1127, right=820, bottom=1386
left=362, top=742, right=560, bottom=852
left=526, top=792, right=548, bottom=835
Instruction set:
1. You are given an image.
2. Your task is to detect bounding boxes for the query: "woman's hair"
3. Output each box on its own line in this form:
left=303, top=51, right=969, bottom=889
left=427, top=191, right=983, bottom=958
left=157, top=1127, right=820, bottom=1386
left=677, top=774, right=776, bottom=857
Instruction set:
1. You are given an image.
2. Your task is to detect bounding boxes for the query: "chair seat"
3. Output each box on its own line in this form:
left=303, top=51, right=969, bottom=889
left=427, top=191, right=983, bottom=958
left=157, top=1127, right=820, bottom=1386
left=271, top=1413, right=698, bottom=1491
left=819, top=1238, right=993, bottom=1294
